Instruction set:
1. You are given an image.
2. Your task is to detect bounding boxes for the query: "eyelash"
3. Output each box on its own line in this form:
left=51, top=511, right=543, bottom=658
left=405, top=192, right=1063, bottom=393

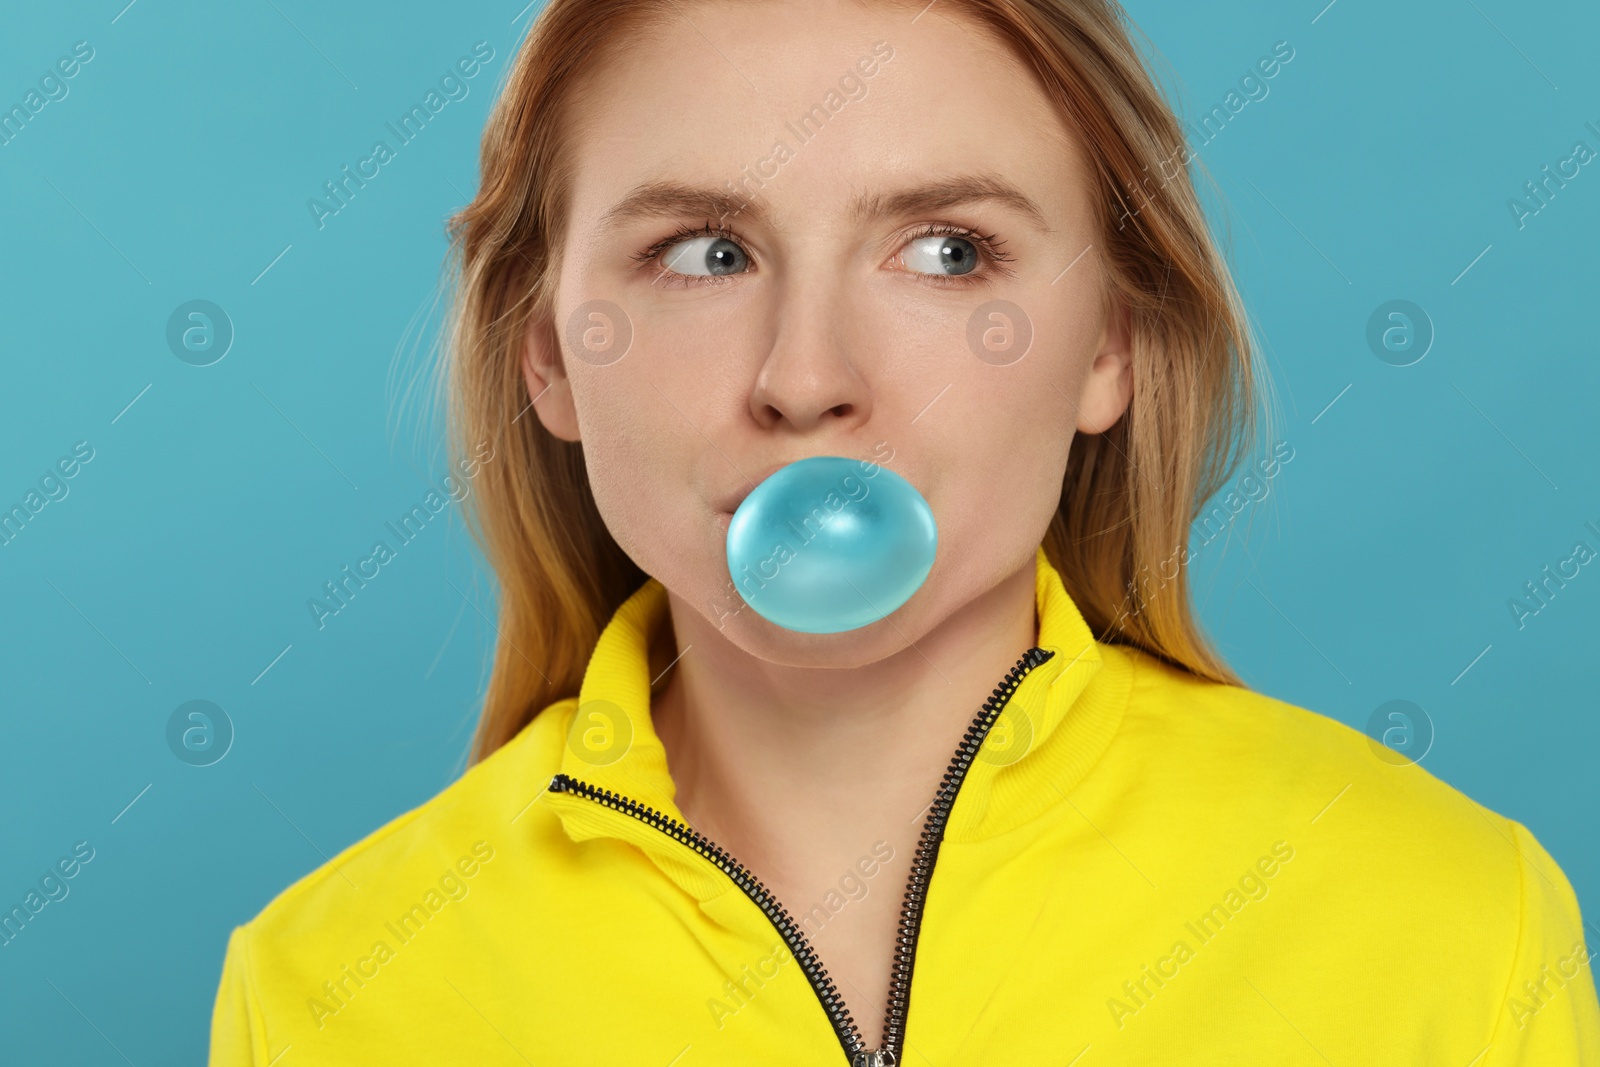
left=630, top=220, right=1017, bottom=289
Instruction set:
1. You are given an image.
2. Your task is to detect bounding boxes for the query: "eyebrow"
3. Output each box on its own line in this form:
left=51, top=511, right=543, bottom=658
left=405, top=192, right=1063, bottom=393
left=597, top=174, right=1052, bottom=234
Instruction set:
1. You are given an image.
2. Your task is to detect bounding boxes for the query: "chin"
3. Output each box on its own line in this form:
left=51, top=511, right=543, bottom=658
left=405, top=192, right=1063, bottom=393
left=705, top=561, right=960, bottom=669
left=723, top=612, right=917, bottom=669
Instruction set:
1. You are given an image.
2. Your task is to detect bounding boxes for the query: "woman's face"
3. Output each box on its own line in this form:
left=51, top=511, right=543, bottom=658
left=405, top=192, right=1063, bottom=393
left=524, top=0, right=1132, bottom=664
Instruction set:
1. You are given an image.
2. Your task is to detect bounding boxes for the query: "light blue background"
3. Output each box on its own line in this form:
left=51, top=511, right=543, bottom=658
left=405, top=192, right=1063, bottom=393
left=1, top=0, right=1595, bottom=1061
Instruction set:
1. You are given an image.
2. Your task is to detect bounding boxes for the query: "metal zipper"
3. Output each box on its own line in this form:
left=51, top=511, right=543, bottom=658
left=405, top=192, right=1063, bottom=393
left=549, top=645, right=1055, bottom=1065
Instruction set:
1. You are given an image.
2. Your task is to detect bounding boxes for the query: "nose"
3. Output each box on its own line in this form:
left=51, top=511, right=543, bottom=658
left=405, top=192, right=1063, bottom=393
left=747, top=275, right=872, bottom=434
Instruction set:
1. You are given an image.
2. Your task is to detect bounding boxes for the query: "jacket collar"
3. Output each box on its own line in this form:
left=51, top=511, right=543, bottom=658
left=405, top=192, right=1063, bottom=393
left=542, top=544, right=1132, bottom=902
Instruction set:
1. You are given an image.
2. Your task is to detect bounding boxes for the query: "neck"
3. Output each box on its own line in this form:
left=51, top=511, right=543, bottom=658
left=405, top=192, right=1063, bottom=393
left=650, top=558, right=1038, bottom=884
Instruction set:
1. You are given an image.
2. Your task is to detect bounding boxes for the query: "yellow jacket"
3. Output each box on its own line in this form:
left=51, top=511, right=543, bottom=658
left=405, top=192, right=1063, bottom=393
left=211, top=545, right=1600, bottom=1065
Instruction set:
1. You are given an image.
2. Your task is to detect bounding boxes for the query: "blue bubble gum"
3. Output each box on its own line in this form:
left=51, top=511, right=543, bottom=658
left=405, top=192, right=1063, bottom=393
left=725, top=455, right=937, bottom=634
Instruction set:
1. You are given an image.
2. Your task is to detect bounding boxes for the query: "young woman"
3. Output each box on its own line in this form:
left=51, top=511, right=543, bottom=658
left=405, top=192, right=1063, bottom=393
left=211, top=1, right=1599, bottom=1063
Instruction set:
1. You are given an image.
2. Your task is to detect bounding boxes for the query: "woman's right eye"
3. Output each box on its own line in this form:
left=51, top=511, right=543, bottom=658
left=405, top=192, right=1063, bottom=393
left=659, top=234, right=751, bottom=278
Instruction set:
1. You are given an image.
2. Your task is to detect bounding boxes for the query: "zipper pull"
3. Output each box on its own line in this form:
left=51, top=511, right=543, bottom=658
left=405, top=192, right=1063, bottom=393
left=852, top=1051, right=897, bottom=1067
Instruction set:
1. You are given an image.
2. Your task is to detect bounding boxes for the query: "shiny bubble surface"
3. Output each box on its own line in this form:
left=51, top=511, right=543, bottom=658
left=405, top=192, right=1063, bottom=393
left=725, top=455, right=937, bottom=634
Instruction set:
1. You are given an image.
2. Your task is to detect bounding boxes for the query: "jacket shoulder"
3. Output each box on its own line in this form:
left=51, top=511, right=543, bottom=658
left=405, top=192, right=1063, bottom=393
left=1102, top=644, right=1599, bottom=1058
left=236, top=697, right=577, bottom=940
left=1113, top=643, right=1583, bottom=946
left=1118, top=643, right=1486, bottom=824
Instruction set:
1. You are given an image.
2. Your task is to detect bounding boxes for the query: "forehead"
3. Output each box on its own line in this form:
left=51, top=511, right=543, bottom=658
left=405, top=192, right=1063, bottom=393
left=560, top=0, right=1090, bottom=233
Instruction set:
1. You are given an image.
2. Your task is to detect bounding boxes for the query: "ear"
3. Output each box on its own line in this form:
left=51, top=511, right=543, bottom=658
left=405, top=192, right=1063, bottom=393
left=521, top=308, right=582, bottom=442
left=1074, top=296, right=1133, bottom=434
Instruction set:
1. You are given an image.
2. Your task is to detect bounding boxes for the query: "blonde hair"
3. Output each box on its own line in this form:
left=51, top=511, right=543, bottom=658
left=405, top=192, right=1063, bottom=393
left=445, top=0, right=1261, bottom=765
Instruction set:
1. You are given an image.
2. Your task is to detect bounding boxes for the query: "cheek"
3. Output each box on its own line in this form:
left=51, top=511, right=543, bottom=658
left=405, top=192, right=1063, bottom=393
left=920, top=308, right=1083, bottom=548
left=569, top=372, right=686, bottom=537
left=946, top=415, right=1066, bottom=524
left=916, top=385, right=1064, bottom=549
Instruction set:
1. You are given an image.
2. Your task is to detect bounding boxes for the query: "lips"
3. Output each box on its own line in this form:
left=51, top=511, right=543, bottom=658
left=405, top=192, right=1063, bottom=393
left=714, top=461, right=792, bottom=515
left=715, top=451, right=898, bottom=516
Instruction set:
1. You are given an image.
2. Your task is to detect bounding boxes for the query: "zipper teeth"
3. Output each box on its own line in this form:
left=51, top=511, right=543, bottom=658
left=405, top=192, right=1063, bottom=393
left=878, top=645, right=1054, bottom=1060
left=546, top=773, right=870, bottom=1057
left=549, top=644, right=1055, bottom=1067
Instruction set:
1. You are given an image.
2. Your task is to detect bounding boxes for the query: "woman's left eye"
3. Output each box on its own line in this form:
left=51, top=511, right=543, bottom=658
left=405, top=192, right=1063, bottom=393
left=900, top=233, right=981, bottom=277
